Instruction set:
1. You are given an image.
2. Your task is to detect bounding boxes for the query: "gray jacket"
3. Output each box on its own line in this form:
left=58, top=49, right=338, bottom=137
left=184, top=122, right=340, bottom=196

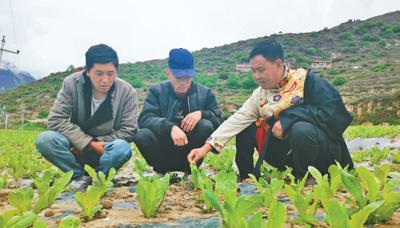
left=48, top=71, right=138, bottom=151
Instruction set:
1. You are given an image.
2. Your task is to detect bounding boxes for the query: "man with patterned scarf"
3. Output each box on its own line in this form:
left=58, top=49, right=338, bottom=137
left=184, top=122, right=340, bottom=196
left=35, top=44, right=137, bottom=190
left=188, top=39, right=354, bottom=179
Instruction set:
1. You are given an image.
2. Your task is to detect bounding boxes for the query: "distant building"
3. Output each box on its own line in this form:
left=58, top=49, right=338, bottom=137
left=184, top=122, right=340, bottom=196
left=235, top=63, right=251, bottom=73
left=311, top=60, right=332, bottom=69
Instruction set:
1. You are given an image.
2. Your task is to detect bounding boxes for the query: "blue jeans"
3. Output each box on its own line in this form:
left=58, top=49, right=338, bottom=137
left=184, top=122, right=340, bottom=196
left=35, top=131, right=132, bottom=179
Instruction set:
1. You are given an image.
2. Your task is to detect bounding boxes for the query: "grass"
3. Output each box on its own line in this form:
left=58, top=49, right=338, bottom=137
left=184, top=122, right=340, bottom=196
left=344, top=125, right=400, bottom=139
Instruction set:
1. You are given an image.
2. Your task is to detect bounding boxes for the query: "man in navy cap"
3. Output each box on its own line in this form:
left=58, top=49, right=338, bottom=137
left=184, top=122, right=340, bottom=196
left=133, top=48, right=223, bottom=174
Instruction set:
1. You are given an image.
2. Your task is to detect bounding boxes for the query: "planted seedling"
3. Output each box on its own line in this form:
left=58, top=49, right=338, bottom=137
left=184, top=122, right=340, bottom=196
left=136, top=174, right=170, bottom=218
left=284, top=184, right=318, bottom=225
left=75, top=185, right=103, bottom=222
left=8, top=187, right=34, bottom=215
left=59, top=214, right=80, bottom=228
left=249, top=174, right=284, bottom=208
left=204, top=189, right=265, bottom=228
left=33, top=170, right=73, bottom=213
left=84, top=165, right=116, bottom=196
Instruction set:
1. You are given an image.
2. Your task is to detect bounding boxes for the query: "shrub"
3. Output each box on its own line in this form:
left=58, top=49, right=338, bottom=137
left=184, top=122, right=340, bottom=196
left=332, top=76, right=347, bottom=86
left=38, top=109, right=49, bottom=119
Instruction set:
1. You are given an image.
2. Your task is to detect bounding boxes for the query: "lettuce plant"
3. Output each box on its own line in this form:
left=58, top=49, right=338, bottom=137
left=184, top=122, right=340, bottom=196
left=204, top=189, right=265, bottom=228
left=5, top=211, right=47, bottom=228
left=59, top=215, right=80, bottom=228
left=284, top=184, right=318, bottom=225
left=75, top=186, right=103, bottom=221
left=8, top=187, right=34, bottom=214
left=136, top=174, right=170, bottom=218
left=33, top=170, right=73, bottom=213
left=249, top=174, right=284, bottom=208
left=84, top=165, right=116, bottom=196
left=190, top=164, right=207, bottom=189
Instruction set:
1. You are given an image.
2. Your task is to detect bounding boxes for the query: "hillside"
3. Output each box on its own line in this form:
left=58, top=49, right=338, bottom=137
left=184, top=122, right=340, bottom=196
left=0, top=10, right=399, bottom=125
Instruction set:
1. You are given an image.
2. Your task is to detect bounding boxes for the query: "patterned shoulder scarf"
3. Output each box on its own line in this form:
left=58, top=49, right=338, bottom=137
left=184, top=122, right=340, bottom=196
left=274, top=67, right=308, bottom=119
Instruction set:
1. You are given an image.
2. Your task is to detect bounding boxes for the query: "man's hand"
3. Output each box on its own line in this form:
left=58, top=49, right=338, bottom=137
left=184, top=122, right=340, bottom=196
left=70, top=147, right=80, bottom=154
left=171, top=125, right=188, bottom=146
left=89, top=141, right=105, bottom=155
left=181, top=110, right=202, bottom=132
left=272, top=120, right=284, bottom=139
left=187, top=143, right=212, bottom=164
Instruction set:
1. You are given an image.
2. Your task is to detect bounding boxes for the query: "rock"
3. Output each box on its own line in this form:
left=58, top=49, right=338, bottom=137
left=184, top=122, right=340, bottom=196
left=44, top=209, right=55, bottom=217
left=101, top=199, right=113, bottom=209
left=95, top=210, right=108, bottom=219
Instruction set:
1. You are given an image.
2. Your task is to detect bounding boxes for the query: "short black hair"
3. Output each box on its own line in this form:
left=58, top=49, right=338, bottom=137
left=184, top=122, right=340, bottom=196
left=249, top=39, right=284, bottom=62
left=85, top=44, right=119, bottom=70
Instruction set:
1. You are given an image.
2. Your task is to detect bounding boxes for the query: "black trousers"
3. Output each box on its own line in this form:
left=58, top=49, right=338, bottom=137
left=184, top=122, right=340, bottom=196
left=236, top=121, right=343, bottom=178
left=133, top=119, right=214, bottom=174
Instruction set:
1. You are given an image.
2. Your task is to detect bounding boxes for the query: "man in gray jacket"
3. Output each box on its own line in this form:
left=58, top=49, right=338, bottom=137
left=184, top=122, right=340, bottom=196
left=35, top=44, right=137, bottom=190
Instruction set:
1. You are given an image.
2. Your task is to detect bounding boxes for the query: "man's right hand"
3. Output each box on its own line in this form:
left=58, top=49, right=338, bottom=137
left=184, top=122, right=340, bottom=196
left=171, top=125, right=188, bottom=146
left=89, top=141, right=105, bottom=155
left=187, top=143, right=212, bottom=164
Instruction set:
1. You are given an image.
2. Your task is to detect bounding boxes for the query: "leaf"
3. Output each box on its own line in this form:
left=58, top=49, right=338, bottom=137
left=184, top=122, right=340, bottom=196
left=33, top=171, right=73, bottom=213
left=214, top=170, right=238, bottom=205
left=33, top=170, right=54, bottom=198
left=59, top=215, right=80, bottom=228
left=308, top=166, right=332, bottom=199
left=190, top=164, right=205, bottom=189
left=33, top=217, right=47, bottom=228
left=133, top=157, right=149, bottom=172
left=341, top=170, right=366, bottom=208
left=267, top=199, right=286, bottom=228
left=322, top=198, right=350, bottom=228
left=328, top=164, right=342, bottom=194
left=247, top=212, right=267, bottom=228
left=349, top=201, right=383, bottom=228
left=84, top=165, right=115, bottom=196
left=284, top=184, right=317, bottom=225
left=235, top=194, right=264, bottom=217
left=374, top=164, right=392, bottom=189
left=204, top=190, right=222, bottom=213
left=136, top=174, right=170, bottom=218
left=75, top=186, right=103, bottom=221
left=356, top=167, right=380, bottom=202
left=6, top=211, right=38, bottom=228
left=368, top=183, right=400, bottom=223
left=199, top=177, right=214, bottom=212
left=8, top=187, right=34, bottom=214
left=0, top=210, right=18, bottom=227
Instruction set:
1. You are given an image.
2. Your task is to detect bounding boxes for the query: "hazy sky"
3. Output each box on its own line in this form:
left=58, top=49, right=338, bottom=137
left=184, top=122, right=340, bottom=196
left=0, top=0, right=399, bottom=78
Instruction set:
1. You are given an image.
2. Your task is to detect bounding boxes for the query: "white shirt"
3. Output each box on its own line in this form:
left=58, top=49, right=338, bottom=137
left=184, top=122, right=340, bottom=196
left=91, top=95, right=106, bottom=116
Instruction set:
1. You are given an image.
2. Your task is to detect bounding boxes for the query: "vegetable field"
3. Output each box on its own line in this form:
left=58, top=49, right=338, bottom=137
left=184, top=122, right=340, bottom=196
left=0, top=126, right=399, bottom=228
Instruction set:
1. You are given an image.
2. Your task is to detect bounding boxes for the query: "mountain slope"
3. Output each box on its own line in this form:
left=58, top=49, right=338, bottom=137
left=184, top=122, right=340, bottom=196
left=0, top=10, right=399, bottom=124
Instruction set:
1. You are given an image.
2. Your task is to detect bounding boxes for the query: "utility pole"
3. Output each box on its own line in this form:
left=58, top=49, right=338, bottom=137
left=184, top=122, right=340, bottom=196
left=0, top=35, right=20, bottom=64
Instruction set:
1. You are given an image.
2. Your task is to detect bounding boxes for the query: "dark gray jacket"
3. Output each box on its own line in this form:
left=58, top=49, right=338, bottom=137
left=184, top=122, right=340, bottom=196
left=48, top=71, right=138, bottom=151
left=138, top=81, right=223, bottom=135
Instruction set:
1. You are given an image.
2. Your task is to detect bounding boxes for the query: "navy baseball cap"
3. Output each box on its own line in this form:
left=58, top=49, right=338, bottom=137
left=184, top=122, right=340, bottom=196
left=168, top=48, right=196, bottom=78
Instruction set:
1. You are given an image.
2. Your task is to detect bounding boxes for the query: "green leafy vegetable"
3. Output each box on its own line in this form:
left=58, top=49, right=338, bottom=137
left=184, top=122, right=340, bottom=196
left=8, top=187, right=34, bottom=214
left=33, top=171, right=73, bottom=213
left=249, top=174, right=283, bottom=208
left=59, top=215, right=80, bottom=228
left=284, top=184, right=318, bottom=225
left=136, top=174, right=170, bottom=218
left=75, top=186, right=103, bottom=221
left=84, top=165, right=116, bottom=196
left=205, top=189, right=265, bottom=228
